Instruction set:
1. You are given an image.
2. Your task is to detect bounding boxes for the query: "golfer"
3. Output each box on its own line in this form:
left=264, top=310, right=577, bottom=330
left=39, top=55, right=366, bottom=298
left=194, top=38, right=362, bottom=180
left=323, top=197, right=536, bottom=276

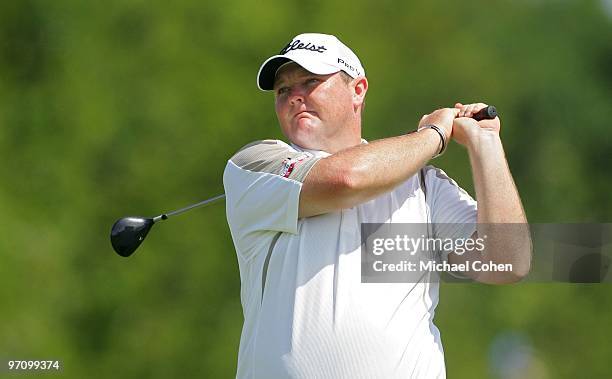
left=223, top=33, right=531, bottom=378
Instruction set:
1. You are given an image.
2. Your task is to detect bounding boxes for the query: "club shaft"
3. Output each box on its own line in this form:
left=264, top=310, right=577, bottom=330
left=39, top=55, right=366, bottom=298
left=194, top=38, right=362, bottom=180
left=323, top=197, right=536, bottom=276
left=153, top=194, right=226, bottom=222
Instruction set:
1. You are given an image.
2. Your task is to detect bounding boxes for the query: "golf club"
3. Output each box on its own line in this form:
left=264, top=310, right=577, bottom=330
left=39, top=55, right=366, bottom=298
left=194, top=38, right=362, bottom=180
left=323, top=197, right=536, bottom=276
left=110, top=106, right=498, bottom=257
left=472, top=105, right=497, bottom=121
left=110, top=194, right=225, bottom=257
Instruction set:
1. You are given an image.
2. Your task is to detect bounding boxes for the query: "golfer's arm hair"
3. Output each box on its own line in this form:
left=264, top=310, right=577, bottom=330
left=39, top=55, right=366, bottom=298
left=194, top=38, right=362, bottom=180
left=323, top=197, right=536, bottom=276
left=298, top=130, right=441, bottom=218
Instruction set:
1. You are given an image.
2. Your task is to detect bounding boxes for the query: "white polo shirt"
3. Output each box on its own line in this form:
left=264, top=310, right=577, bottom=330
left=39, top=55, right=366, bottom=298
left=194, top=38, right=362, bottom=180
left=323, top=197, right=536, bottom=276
left=223, top=139, right=477, bottom=379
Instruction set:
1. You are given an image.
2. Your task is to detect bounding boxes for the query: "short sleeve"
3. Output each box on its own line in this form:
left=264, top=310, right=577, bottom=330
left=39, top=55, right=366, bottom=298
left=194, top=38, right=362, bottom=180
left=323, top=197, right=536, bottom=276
left=223, top=140, right=321, bottom=258
left=423, top=165, right=477, bottom=237
left=421, top=166, right=478, bottom=273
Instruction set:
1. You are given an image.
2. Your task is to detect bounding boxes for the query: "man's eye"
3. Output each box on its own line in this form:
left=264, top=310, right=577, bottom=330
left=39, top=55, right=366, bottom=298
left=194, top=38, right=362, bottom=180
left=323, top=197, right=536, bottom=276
left=277, top=87, right=289, bottom=95
left=306, top=78, right=319, bottom=85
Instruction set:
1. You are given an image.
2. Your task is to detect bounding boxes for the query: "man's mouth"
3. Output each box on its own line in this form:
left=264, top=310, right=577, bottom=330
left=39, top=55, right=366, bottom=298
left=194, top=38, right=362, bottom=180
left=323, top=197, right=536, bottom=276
left=294, top=111, right=316, bottom=119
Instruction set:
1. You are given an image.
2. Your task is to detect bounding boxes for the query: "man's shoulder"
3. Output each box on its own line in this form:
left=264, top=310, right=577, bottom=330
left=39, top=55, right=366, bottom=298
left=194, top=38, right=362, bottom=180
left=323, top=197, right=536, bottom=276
left=226, top=139, right=306, bottom=177
left=421, top=165, right=458, bottom=185
left=420, top=165, right=475, bottom=203
left=232, top=139, right=292, bottom=157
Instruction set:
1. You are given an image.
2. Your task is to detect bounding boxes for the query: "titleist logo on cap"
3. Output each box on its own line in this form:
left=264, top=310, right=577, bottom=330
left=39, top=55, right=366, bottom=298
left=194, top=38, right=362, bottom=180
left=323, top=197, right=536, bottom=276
left=280, top=40, right=327, bottom=54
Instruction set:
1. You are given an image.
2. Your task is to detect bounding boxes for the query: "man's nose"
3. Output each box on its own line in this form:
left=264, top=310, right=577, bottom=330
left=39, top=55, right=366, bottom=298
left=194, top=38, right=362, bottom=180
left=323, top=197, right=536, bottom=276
left=289, top=87, right=306, bottom=106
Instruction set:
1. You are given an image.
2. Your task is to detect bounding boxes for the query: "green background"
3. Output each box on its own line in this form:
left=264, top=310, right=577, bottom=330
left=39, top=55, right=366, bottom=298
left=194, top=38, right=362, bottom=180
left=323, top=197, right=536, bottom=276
left=1, top=0, right=611, bottom=378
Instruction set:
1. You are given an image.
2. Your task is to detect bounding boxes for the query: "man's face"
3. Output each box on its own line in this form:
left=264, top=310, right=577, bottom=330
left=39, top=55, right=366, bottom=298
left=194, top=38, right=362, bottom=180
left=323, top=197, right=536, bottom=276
left=273, top=62, right=360, bottom=153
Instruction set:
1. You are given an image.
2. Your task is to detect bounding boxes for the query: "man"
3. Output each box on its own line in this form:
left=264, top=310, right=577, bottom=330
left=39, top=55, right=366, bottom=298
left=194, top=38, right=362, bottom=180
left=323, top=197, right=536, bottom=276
left=223, top=33, right=531, bottom=378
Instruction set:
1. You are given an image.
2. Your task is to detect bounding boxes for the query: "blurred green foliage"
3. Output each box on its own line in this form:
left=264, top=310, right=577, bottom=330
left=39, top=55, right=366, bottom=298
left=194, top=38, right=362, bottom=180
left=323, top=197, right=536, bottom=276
left=1, top=0, right=610, bottom=378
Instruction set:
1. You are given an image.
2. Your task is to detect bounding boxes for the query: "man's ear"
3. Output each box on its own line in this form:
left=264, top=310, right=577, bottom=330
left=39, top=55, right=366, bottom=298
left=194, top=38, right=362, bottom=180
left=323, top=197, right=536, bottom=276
left=352, top=77, right=368, bottom=109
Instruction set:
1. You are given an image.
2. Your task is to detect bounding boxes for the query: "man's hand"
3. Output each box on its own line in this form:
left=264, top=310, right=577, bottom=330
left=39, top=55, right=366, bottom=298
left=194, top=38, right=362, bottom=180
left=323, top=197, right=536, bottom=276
left=452, top=102, right=501, bottom=148
left=418, top=108, right=460, bottom=140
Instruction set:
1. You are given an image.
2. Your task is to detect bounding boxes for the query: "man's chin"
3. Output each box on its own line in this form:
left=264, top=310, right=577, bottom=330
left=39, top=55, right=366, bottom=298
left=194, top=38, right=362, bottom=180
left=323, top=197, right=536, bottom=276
left=285, top=122, right=330, bottom=151
left=294, top=117, right=318, bottom=131
left=291, top=123, right=316, bottom=140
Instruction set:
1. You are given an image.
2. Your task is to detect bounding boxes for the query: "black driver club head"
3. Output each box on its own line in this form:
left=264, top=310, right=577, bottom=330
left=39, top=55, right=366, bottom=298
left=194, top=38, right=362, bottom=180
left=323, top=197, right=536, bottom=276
left=110, top=217, right=155, bottom=257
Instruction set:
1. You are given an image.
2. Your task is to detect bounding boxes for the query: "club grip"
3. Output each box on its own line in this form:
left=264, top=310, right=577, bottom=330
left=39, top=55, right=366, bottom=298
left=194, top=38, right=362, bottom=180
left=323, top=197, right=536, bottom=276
left=472, top=105, right=497, bottom=121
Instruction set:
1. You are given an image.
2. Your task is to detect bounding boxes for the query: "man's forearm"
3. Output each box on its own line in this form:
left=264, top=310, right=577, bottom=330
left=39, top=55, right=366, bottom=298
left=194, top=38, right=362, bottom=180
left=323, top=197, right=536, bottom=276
left=342, top=129, right=440, bottom=197
left=468, top=131, right=531, bottom=280
left=468, top=131, right=526, bottom=223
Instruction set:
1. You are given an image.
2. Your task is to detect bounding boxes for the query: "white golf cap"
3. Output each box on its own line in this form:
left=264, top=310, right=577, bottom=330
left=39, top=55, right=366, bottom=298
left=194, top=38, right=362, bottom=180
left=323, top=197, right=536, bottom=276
left=257, top=33, right=365, bottom=91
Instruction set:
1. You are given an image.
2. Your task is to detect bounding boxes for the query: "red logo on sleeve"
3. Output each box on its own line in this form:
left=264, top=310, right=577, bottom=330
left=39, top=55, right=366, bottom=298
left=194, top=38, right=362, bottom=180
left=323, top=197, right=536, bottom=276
left=280, top=153, right=311, bottom=178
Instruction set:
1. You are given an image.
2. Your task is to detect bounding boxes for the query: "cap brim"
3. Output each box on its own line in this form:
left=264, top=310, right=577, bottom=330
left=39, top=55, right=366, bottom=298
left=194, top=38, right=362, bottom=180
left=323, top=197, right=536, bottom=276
left=256, top=55, right=341, bottom=91
left=257, top=56, right=291, bottom=91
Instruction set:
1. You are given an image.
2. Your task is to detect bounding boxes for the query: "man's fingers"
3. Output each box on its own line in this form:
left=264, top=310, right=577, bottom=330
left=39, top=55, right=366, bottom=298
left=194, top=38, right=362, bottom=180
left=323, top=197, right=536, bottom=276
left=454, top=102, right=468, bottom=117
left=466, top=105, right=477, bottom=117
left=455, top=102, right=488, bottom=118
